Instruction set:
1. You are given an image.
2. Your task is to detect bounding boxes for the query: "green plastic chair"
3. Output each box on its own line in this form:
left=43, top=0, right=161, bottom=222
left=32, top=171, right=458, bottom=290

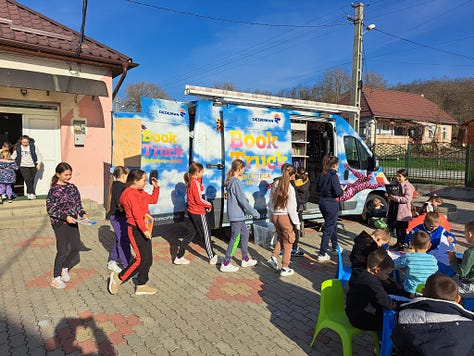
left=416, top=284, right=425, bottom=294
left=310, top=279, right=379, bottom=356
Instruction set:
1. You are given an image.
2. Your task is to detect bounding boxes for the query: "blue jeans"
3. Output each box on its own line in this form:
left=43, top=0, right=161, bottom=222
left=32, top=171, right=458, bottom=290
left=319, top=198, right=339, bottom=256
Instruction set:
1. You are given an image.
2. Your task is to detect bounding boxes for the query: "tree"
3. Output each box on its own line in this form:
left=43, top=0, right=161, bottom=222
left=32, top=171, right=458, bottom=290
left=121, top=82, right=170, bottom=112
left=319, top=68, right=351, bottom=103
left=213, top=82, right=237, bottom=91
left=363, top=72, right=387, bottom=88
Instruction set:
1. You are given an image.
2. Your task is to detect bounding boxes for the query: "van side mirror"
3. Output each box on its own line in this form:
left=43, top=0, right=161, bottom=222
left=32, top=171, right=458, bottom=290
left=367, top=155, right=380, bottom=172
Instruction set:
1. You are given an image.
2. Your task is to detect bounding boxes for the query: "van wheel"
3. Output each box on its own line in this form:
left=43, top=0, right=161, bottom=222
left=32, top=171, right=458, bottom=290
left=362, top=194, right=388, bottom=222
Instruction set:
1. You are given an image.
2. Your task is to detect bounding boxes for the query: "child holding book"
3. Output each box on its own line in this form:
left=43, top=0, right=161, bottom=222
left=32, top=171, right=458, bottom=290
left=108, top=169, right=159, bottom=295
left=394, top=230, right=439, bottom=293
left=220, top=159, right=260, bottom=272
left=448, top=221, right=474, bottom=298
left=46, top=162, right=88, bottom=289
left=291, top=167, right=310, bottom=256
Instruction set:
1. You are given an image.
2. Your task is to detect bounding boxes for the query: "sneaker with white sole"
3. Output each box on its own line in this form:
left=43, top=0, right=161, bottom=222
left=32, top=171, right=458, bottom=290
left=107, top=260, right=122, bottom=273
left=280, top=267, right=295, bottom=277
left=241, top=259, right=258, bottom=268
left=108, top=271, right=122, bottom=295
left=220, top=263, right=239, bottom=273
left=267, top=256, right=279, bottom=270
left=61, top=268, right=71, bottom=282
left=50, top=277, right=66, bottom=289
left=209, top=255, right=223, bottom=265
left=317, top=253, right=331, bottom=262
left=173, top=256, right=190, bottom=265
left=135, top=284, right=157, bottom=295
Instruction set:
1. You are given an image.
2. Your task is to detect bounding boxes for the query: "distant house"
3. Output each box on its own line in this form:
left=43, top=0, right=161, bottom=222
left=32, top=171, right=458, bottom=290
left=0, top=0, right=137, bottom=203
left=340, top=87, right=457, bottom=147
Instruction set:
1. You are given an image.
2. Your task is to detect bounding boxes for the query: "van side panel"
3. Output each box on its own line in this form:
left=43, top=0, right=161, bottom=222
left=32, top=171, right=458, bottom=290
left=222, top=105, right=292, bottom=219
left=140, top=98, right=190, bottom=221
left=192, top=101, right=225, bottom=228
left=334, top=115, right=387, bottom=215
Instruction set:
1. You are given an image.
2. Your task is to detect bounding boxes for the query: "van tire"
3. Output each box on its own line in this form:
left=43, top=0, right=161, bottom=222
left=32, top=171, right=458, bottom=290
left=362, top=193, right=388, bottom=222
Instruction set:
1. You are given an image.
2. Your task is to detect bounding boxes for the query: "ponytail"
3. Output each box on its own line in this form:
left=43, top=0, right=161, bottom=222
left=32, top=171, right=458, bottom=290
left=184, top=161, right=204, bottom=187
left=273, top=163, right=296, bottom=210
left=322, top=155, right=338, bottom=175
left=224, top=159, right=245, bottom=188
left=106, top=166, right=129, bottom=212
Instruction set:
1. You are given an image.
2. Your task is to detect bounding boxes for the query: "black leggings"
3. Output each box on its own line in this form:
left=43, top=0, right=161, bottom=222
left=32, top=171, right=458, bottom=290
left=52, top=223, right=81, bottom=278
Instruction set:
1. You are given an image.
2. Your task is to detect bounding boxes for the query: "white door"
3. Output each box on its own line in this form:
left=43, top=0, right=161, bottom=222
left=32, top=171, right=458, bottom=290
left=23, top=111, right=60, bottom=196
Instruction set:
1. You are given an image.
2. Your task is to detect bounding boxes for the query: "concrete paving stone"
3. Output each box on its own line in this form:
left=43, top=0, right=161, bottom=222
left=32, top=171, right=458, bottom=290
left=29, top=345, right=47, bottom=356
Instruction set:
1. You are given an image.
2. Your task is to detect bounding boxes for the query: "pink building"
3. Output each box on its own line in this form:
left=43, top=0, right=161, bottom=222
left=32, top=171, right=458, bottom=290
left=0, top=0, right=137, bottom=203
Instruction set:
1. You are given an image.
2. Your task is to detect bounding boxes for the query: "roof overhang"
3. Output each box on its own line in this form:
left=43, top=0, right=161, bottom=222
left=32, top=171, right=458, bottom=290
left=0, top=67, right=108, bottom=97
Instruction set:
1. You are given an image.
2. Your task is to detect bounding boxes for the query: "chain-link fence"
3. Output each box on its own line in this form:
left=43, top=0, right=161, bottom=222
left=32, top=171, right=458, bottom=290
left=372, top=143, right=472, bottom=186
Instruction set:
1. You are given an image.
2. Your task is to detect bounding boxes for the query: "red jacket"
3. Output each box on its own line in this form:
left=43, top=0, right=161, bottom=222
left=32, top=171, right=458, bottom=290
left=187, top=176, right=212, bottom=215
left=120, top=186, right=159, bottom=233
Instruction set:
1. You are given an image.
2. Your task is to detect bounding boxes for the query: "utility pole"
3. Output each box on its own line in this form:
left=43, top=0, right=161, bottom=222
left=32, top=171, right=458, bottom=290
left=349, top=2, right=364, bottom=134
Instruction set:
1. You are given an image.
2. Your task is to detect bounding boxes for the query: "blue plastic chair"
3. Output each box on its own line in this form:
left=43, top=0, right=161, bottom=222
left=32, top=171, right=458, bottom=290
left=463, top=298, right=474, bottom=311
left=335, top=245, right=352, bottom=286
left=380, top=309, right=397, bottom=356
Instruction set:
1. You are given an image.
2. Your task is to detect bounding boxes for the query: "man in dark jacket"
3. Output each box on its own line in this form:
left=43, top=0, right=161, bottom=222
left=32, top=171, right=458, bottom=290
left=392, top=273, right=474, bottom=355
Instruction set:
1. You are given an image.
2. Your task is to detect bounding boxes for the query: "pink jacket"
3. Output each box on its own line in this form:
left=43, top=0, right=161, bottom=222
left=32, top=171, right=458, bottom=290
left=391, top=180, right=415, bottom=222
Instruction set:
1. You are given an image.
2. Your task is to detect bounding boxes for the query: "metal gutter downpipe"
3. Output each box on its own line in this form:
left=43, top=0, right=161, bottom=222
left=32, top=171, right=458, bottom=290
left=112, top=60, right=131, bottom=99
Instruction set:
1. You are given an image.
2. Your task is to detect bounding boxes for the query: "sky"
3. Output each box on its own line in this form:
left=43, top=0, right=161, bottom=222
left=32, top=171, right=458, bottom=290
left=17, top=0, right=474, bottom=102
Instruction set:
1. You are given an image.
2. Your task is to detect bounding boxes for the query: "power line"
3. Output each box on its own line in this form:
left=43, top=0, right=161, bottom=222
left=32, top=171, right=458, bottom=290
left=373, top=28, right=474, bottom=61
left=124, top=0, right=342, bottom=28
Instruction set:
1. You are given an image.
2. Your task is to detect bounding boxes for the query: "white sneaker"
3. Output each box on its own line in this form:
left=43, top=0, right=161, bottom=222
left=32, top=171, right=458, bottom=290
left=61, top=268, right=71, bottom=282
left=280, top=267, right=295, bottom=277
left=220, top=263, right=239, bottom=273
left=173, top=256, right=190, bottom=265
left=317, top=254, right=331, bottom=262
left=50, top=277, right=66, bottom=289
left=107, top=260, right=122, bottom=273
left=267, top=256, right=279, bottom=270
left=30, top=194, right=36, bottom=200
left=241, top=259, right=258, bottom=268
left=209, top=255, right=223, bottom=265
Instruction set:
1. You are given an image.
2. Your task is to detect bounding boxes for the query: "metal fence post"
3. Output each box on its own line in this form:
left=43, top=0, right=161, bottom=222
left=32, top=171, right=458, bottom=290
left=466, top=144, right=472, bottom=187
left=406, top=144, right=411, bottom=176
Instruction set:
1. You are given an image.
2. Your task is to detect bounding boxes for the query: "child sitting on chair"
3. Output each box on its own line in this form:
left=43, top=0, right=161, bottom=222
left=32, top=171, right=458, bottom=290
left=367, top=197, right=388, bottom=229
left=448, top=220, right=474, bottom=298
left=345, top=248, right=412, bottom=331
left=350, top=229, right=391, bottom=269
left=394, top=231, right=439, bottom=293
left=406, top=211, right=456, bottom=275
left=422, top=194, right=443, bottom=213
left=392, top=273, right=474, bottom=355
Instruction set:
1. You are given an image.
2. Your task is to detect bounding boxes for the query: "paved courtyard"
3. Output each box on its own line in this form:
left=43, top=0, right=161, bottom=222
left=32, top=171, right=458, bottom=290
left=0, top=197, right=472, bottom=355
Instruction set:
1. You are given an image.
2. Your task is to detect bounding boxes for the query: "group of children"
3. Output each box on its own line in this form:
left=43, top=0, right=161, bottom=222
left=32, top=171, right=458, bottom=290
left=345, top=221, right=474, bottom=353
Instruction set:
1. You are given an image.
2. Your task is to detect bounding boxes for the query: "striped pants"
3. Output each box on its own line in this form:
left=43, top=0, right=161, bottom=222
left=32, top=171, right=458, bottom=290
left=188, top=212, right=215, bottom=259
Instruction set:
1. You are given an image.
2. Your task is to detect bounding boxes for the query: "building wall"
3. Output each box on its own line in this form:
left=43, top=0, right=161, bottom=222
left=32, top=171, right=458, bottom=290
left=0, top=51, right=113, bottom=203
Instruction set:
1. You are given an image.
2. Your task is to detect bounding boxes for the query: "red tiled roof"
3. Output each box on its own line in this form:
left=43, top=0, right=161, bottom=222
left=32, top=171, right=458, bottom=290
left=0, top=0, right=138, bottom=77
left=363, top=87, right=456, bottom=124
left=339, top=87, right=457, bottom=125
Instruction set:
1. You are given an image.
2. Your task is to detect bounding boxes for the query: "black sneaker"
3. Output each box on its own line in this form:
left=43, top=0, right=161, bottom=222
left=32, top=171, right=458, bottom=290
left=291, top=248, right=304, bottom=257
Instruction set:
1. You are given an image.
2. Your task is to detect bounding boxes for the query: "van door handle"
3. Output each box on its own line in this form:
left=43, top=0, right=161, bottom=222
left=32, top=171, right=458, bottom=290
left=206, top=163, right=224, bottom=170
